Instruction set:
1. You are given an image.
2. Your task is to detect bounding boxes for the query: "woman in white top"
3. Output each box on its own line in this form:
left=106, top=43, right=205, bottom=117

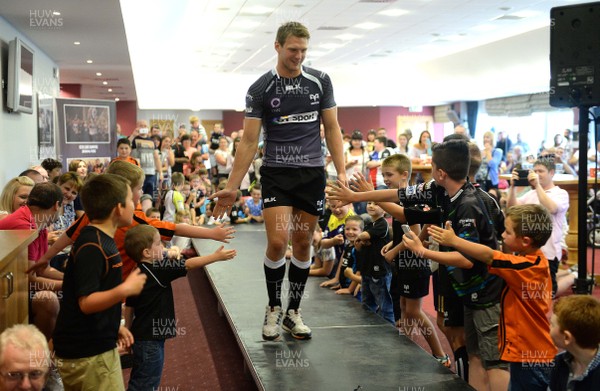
left=396, top=132, right=410, bottom=155
left=345, top=131, right=370, bottom=214
left=345, top=131, right=370, bottom=180
left=409, top=130, right=432, bottom=164
left=159, top=135, right=175, bottom=187
left=214, top=136, right=233, bottom=182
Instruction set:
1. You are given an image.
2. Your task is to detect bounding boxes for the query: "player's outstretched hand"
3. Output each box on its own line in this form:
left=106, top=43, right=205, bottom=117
left=209, top=189, right=237, bottom=219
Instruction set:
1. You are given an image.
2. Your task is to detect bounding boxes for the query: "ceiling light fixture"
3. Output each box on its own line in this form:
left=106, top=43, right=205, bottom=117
left=355, top=22, right=382, bottom=30
left=102, top=81, right=108, bottom=85
left=53, top=11, right=61, bottom=16
left=86, top=59, right=93, bottom=64
left=378, top=9, right=409, bottom=17
left=73, top=41, right=80, bottom=45
left=96, top=72, right=102, bottom=76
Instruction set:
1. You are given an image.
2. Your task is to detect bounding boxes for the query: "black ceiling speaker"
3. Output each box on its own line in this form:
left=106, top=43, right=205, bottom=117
left=550, top=1, right=600, bottom=107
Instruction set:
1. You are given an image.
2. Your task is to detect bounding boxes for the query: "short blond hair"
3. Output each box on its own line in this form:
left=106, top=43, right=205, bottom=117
left=0, top=176, right=35, bottom=213
left=0, top=324, right=49, bottom=367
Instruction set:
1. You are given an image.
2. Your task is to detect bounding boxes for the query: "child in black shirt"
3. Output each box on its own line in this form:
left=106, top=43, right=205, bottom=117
left=124, top=224, right=236, bottom=391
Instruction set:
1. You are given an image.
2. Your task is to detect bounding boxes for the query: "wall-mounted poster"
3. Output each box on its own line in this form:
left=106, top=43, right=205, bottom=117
left=37, top=93, right=55, bottom=159
left=56, top=98, right=116, bottom=164
left=63, top=103, right=111, bottom=144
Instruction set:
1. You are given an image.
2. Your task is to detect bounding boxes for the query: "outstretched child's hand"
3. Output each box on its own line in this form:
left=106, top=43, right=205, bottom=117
left=211, top=224, right=236, bottom=243
left=213, top=245, right=237, bottom=262
left=427, top=221, right=456, bottom=247
left=123, top=268, right=147, bottom=296
left=326, top=180, right=355, bottom=206
left=117, top=325, right=134, bottom=350
left=349, top=172, right=374, bottom=193
left=166, top=246, right=181, bottom=259
left=332, top=234, right=344, bottom=246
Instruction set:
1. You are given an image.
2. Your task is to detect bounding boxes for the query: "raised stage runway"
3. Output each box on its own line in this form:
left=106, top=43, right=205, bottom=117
left=193, top=224, right=473, bottom=391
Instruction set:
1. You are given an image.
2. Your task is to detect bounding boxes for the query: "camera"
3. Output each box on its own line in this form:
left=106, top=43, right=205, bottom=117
left=514, top=169, right=530, bottom=186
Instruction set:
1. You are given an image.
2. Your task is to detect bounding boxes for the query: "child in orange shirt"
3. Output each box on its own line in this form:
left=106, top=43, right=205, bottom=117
left=408, top=203, right=556, bottom=391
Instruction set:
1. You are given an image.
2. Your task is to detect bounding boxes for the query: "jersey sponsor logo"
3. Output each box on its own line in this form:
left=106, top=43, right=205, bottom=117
left=264, top=197, right=277, bottom=203
left=458, top=218, right=476, bottom=229
left=309, top=93, right=320, bottom=105
left=271, top=98, right=281, bottom=108
left=246, top=93, right=253, bottom=102
left=246, top=106, right=253, bottom=114
left=272, top=111, right=318, bottom=124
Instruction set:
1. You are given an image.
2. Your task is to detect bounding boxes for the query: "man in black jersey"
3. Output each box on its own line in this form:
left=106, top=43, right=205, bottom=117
left=212, top=22, right=346, bottom=340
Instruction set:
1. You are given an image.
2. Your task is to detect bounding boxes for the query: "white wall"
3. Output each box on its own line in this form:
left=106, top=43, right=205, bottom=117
left=136, top=108, right=222, bottom=128
left=0, top=16, right=59, bottom=185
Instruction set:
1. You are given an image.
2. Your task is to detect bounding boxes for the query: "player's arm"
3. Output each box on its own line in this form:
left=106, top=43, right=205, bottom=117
left=322, top=107, right=346, bottom=183
left=225, top=118, right=261, bottom=191
left=427, top=222, right=494, bottom=265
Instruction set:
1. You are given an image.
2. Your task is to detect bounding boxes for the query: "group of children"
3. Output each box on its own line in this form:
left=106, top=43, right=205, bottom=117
left=27, top=160, right=238, bottom=390
left=321, top=138, right=600, bottom=391
left=152, top=170, right=264, bottom=227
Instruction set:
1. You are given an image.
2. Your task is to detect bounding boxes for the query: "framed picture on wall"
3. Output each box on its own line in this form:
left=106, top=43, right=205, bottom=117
left=63, top=103, right=111, bottom=144
left=37, top=93, right=55, bottom=159
left=37, top=93, right=54, bottom=145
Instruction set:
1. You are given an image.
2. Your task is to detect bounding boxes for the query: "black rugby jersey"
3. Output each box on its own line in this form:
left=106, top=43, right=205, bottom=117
left=245, top=66, right=336, bottom=168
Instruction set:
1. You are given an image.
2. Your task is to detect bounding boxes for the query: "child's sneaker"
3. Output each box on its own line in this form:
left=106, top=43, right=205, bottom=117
left=262, top=305, right=283, bottom=340
left=434, top=353, right=452, bottom=368
left=282, top=309, right=312, bottom=340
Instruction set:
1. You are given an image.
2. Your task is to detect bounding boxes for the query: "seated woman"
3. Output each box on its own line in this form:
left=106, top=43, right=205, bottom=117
left=0, top=176, right=35, bottom=219
left=408, top=130, right=432, bottom=164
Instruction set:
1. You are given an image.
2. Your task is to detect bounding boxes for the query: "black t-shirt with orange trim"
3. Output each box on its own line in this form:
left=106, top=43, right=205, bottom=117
left=66, top=208, right=176, bottom=280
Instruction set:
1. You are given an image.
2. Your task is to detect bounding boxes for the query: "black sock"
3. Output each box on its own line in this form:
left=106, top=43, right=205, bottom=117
left=287, top=258, right=310, bottom=311
left=264, top=262, right=286, bottom=308
left=453, top=346, right=469, bottom=382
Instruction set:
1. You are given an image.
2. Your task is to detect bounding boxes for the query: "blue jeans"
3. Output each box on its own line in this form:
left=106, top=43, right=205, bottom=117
left=143, top=174, right=156, bottom=199
left=361, top=274, right=394, bottom=324
left=128, top=340, right=165, bottom=391
left=509, top=362, right=552, bottom=391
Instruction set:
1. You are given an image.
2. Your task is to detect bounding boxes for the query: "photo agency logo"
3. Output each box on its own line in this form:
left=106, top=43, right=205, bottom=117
left=152, top=318, right=187, bottom=338
left=520, top=281, right=552, bottom=301
left=274, top=144, right=310, bottom=164
left=275, top=348, right=310, bottom=369
left=276, top=280, right=309, bottom=301
left=153, top=387, right=180, bottom=391
left=398, top=386, right=427, bottom=391
left=521, top=350, right=555, bottom=368
left=29, top=10, right=63, bottom=29
left=522, top=214, right=553, bottom=241
left=29, top=349, right=61, bottom=369
left=275, top=213, right=310, bottom=232
left=29, top=285, right=63, bottom=301
left=398, top=318, right=433, bottom=337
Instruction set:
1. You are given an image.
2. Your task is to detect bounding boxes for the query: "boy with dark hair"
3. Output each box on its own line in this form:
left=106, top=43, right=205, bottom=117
left=41, top=158, right=63, bottom=182
left=328, top=139, right=508, bottom=390
left=123, top=224, right=236, bottom=391
left=415, top=204, right=556, bottom=391
left=550, top=295, right=600, bottom=390
left=111, top=138, right=140, bottom=166
left=53, top=174, right=147, bottom=390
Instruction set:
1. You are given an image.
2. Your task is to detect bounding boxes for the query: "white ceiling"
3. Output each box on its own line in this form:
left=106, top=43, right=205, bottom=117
left=0, top=0, right=592, bottom=110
